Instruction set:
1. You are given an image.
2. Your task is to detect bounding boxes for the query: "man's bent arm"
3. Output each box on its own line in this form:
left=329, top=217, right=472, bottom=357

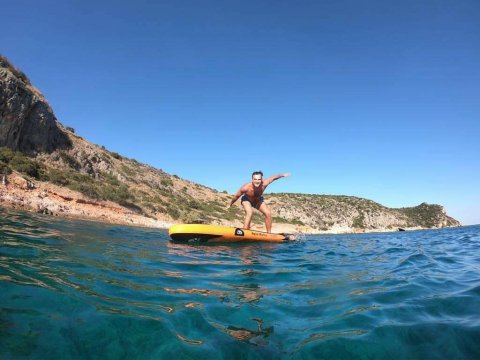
left=228, top=189, right=244, bottom=207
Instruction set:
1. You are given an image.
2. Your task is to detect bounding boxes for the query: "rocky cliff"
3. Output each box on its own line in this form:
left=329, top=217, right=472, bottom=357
left=0, top=55, right=461, bottom=233
left=0, top=56, right=71, bottom=154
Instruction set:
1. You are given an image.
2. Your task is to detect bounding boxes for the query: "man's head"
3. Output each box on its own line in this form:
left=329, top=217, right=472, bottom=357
left=251, top=171, right=263, bottom=188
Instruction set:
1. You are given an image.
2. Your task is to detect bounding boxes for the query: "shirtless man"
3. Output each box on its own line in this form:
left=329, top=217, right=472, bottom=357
left=228, top=171, right=290, bottom=233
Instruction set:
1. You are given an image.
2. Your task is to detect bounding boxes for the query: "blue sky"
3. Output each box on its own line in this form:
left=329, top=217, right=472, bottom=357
left=2, top=0, right=479, bottom=224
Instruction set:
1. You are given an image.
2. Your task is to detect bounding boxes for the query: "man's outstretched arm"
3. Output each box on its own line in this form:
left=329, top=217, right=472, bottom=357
left=263, top=173, right=290, bottom=186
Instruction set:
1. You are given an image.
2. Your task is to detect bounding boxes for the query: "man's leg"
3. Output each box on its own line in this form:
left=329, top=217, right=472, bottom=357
left=242, top=201, right=254, bottom=229
left=258, top=203, right=272, bottom=233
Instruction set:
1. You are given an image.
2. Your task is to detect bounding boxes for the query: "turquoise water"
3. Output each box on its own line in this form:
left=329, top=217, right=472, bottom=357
left=1, top=207, right=479, bottom=359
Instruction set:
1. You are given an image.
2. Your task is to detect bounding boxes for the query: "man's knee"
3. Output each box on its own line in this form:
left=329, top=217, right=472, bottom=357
left=244, top=208, right=253, bottom=217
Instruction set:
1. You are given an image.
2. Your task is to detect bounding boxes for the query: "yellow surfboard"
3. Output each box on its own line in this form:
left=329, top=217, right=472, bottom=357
left=169, top=224, right=294, bottom=243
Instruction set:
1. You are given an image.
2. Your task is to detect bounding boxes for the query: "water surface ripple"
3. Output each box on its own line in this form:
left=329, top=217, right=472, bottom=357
left=1, top=208, right=479, bottom=359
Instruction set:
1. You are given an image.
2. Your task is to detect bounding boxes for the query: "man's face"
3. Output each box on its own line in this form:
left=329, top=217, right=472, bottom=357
left=252, top=174, right=263, bottom=188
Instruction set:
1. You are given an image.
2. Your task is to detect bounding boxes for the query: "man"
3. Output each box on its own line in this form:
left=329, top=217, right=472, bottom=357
left=228, top=171, right=290, bottom=233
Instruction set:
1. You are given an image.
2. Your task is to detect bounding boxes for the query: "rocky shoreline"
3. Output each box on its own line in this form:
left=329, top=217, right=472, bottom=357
left=1, top=172, right=434, bottom=235
left=0, top=173, right=309, bottom=233
left=0, top=172, right=172, bottom=229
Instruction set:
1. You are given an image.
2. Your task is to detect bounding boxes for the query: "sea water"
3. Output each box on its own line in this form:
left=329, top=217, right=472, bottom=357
left=1, top=207, right=479, bottom=359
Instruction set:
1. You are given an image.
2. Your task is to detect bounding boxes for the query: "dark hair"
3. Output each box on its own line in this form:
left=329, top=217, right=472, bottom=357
left=252, top=171, right=263, bottom=178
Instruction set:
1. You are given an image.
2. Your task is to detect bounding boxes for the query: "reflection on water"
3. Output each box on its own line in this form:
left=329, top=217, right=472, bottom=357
left=1, top=207, right=480, bottom=359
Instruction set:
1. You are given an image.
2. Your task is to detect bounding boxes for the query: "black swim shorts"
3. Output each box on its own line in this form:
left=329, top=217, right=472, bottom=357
left=241, top=194, right=264, bottom=209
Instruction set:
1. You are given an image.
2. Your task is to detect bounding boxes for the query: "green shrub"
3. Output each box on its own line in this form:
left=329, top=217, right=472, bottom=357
left=70, top=172, right=94, bottom=184
left=109, top=151, right=122, bottom=160
left=69, top=182, right=101, bottom=200
left=0, top=162, right=12, bottom=175
left=158, top=188, right=172, bottom=197
left=181, top=211, right=198, bottom=223
left=59, top=151, right=80, bottom=170
left=252, top=212, right=263, bottom=224
left=101, top=184, right=131, bottom=203
left=9, top=154, right=41, bottom=178
left=167, top=206, right=180, bottom=220
left=199, top=201, right=224, bottom=214
left=0, top=147, right=15, bottom=163
left=290, top=218, right=305, bottom=226
left=121, top=165, right=135, bottom=178
left=119, top=201, right=143, bottom=213
left=144, top=202, right=162, bottom=212
left=160, top=178, right=173, bottom=187
left=272, top=216, right=290, bottom=224
left=352, top=214, right=365, bottom=228
left=146, top=195, right=166, bottom=206
left=101, top=172, right=120, bottom=186
left=46, top=168, right=69, bottom=186
left=187, top=199, right=201, bottom=209
left=224, top=208, right=240, bottom=221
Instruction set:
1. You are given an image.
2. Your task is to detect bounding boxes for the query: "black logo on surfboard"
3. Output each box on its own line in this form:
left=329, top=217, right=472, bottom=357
left=235, top=228, right=244, bottom=236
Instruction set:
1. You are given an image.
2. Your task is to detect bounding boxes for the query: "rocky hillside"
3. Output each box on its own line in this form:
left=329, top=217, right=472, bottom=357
left=265, top=194, right=459, bottom=232
left=0, top=56, right=71, bottom=154
left=0, top=55, right=461, bottom=233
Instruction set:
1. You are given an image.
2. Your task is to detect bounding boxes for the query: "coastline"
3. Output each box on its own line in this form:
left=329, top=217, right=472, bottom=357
left=1, top=172, right=446, bottom=235
left=0, top=172, right=172, bottom=229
